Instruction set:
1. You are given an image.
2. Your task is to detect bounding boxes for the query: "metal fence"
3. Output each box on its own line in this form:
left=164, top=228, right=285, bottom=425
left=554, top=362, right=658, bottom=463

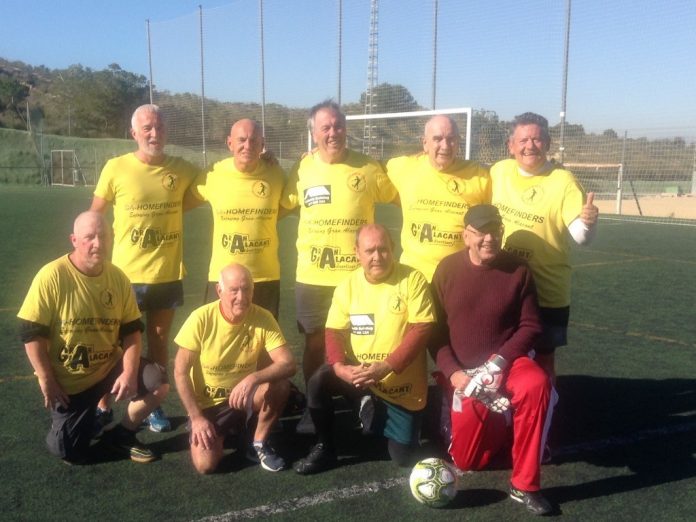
left=143, top=0, right=696, bottom=223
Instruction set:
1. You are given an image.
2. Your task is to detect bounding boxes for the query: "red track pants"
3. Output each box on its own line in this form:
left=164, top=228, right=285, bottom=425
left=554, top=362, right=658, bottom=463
left=446, top=357, right=551, bottom=491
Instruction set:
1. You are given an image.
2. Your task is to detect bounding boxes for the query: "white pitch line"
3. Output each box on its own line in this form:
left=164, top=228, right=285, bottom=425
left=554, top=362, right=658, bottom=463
left=197, top=477, right=408, bottom=521
left=196, top=419, right=696, bottom=521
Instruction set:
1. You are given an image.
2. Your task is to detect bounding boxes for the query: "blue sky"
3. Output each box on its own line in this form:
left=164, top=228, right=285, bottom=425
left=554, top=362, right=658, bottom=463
left=2, top=0, right=695, bottom=136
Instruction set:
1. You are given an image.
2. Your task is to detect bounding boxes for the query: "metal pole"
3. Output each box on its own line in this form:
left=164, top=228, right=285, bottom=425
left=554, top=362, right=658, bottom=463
left=259, top=0, right=267, bottom=137
left=199, top=5, right=207, bottom=167
left=691, top=142, right=696, bottom=194
left=617, top=131, right=627, bottom=215
left=337, top=0, right=343, bottom=105
left=431, top=0, right=439, bottom=109
left=559, top=0, right=571, bottom=163
left=146, top=19, right=154, bottom=104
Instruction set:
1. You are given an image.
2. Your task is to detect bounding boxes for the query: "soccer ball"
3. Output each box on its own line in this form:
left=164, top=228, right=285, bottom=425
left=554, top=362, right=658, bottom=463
left=409, top=457, right=458, bottom=508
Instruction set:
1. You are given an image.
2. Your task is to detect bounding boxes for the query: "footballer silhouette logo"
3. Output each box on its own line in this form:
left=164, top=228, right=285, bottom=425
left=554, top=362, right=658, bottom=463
left=347, top=173, right=366, bottom=192
left=522, top=185, right=544, bottom=205
left=162, top=172, right=178, bottom=191
left=252, top=180, right=270, bottom=198
left=446, top=178, right=461, bottom=195
left=100, top=289, right=115, bottom=309
left=389, top=293, right=406, bottom=314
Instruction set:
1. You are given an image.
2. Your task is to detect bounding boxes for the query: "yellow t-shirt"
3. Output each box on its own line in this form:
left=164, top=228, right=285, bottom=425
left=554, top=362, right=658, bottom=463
left=17, top=255, right=141, bottom=395
left=387, top=154, right=491, bottom=281
left=280, top=150, right=397, bottom=286
left=325, top=263, right=435, bottom=411
left=174, top=302, right=287, bottom=410
left=94, top=153, right=198, bottom=284
left=490, top=158, right=585, bottom=308
left=190, top=158, right=285, bottom=282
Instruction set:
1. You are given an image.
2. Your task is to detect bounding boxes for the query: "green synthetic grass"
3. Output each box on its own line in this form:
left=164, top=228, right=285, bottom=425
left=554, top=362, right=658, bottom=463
left=1, top=186, right=695, bottom=521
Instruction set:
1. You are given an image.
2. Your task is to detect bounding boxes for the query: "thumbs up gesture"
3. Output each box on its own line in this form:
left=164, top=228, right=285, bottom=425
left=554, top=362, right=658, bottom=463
left=580, top=192, right=598, bottom=226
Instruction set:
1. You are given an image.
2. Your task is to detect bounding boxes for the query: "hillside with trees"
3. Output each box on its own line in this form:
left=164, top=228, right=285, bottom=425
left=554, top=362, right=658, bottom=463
left=1, top=57, right=693, bottom=194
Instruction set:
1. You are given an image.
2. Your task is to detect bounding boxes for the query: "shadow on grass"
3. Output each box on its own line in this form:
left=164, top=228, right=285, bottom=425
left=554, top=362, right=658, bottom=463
left=547, top=375, right=696, bottom=503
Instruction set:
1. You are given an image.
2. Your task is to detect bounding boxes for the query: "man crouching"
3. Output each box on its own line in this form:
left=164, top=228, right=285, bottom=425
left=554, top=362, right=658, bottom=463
left=174, top=263, right=296, bottom=474
left=18, top=211, right=167, bottom=464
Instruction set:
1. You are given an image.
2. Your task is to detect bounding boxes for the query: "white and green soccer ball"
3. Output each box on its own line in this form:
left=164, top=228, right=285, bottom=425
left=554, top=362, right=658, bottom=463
left=409, top=457, right=458, bottom=508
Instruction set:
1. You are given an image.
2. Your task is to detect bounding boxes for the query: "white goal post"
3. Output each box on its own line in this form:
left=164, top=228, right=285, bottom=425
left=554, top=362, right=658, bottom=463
left=563, top=162, right=624, bottom=215
left=50, top=149, right=88, bottom=186
left=307, top=107, right=473, bottom=161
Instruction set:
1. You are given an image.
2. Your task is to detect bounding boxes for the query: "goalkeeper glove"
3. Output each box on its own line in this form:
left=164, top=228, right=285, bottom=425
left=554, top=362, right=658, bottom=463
left=459, top=354, right=510, bottom=412
left=463, top=354, right=508, bottom=398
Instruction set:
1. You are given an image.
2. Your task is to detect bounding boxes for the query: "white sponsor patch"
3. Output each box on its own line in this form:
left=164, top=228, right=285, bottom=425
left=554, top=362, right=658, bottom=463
left=304, top=185, right=332, bottom=207
left=350, top=314, right=375, bottom=335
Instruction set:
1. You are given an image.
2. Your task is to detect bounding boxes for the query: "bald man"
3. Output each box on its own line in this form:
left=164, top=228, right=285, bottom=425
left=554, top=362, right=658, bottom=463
left=386, top=115, right=491, bottom=281
left=174, top=263, right=296, bottom=474
left=18, top=212, right=168, bottom=464
left=294, top=224, right=435, bottom=474
left=185, top=119, right=286, bottom=318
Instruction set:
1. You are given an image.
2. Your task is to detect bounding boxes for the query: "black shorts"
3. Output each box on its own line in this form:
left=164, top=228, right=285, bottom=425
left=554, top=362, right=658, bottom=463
left=538, top=306, right=570, bottom=352
left=46, top=357, right=160, bottom=461
left=132, top=281, right=184, bottom=311
left=295, top=282, right=335, bottom=334
left=205, top=280, right=280, bottom=320
left=307, top=364, right=422, bottom=446
left=187, top=403, right=247, bottom=438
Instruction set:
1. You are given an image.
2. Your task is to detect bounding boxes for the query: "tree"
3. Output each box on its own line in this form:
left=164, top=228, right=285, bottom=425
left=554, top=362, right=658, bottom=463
left=471, top=110, right=508, bottom=164
left=550, top=122, right=585, bottom=139
left=602, top=128, right=618, bottom=139
left=358, top=83, right=421, bottom=113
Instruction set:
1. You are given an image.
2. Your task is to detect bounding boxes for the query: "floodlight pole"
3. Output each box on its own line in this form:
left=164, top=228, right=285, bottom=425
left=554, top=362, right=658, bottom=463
left=337, top=0, right=343, bottom=105
left=259, top=0, right=267, bottom=137
left=431, top=0, right=439, bottom=109
left=199, top=5, right=207, bottom=167
left=146, top=19, right=154, bottom=104
left=691, top=141, right=696, bottom=194
left=559, top=0, right=572, bottom=163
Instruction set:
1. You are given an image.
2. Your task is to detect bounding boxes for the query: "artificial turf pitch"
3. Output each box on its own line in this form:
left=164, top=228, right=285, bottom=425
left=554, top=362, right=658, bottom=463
left=1, top=186, right=695, bottom=520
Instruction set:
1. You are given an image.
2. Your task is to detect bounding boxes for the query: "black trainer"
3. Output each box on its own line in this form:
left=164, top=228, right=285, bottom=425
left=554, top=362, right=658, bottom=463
left=246, top=441, right=286, bottom=472
left=293, top=443, right=337, bottom=475
left=358, top=395, right=375, bottom=435
left=101, top=425, right=157, bottom=463
left=509, top=484, right=552, bottom=516
left=91, top=407, right=113, bottom=439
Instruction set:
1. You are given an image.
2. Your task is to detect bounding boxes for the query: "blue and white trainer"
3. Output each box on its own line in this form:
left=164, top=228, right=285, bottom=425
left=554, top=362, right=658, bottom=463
left=145, top=406, right=171, bottom=433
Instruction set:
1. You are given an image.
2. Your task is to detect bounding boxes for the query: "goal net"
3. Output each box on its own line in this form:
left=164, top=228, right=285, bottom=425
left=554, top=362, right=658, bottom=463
left=566, top=159, right=696, bottom=224
left=305, top=108, right=472, bottom=162
left=50, top=150, right=89, bottom=186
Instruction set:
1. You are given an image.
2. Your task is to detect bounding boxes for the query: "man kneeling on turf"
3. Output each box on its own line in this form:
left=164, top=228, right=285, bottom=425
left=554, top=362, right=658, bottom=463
left=431, top=204, right=552, bottom=515
left=294, top=224, right=435, bottom=474
left=18, top=211, right=167, bottom=464
left=174, top=263, right=296, bottom=474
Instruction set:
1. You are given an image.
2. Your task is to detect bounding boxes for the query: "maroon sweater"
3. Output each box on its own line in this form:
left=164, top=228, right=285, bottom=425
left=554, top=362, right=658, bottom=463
left=431, top=249, right=542, bottom=378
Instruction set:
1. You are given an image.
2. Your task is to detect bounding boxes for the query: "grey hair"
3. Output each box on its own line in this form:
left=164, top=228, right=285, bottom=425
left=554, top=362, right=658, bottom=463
left=308, top=99, right=345, bottom=132
left=509, top=112, right=551, bottom=144
left=131, top=104, right=163, bottom=130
